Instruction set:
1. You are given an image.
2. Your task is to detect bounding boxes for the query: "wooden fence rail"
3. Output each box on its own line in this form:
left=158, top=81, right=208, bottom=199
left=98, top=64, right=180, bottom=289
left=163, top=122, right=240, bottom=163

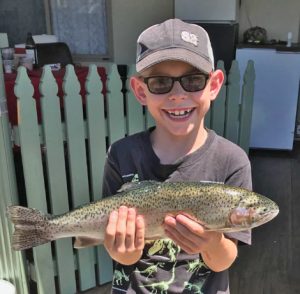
left=0, top=60, right=255, bottom=294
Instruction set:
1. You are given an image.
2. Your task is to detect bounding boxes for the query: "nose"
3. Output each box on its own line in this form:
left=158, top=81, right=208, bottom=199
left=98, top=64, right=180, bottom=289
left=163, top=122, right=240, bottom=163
left=168, top=81, right=188, bottom=101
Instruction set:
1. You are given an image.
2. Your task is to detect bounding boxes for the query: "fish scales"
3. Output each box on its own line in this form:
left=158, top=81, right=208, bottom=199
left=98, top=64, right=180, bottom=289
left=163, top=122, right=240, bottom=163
left=7, top=181, right=279, bottom=251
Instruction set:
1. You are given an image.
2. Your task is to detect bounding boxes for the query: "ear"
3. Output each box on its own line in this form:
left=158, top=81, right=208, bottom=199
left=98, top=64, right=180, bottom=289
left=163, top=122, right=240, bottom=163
left=130, top=76, right=148, bottom=106
left=208, top=69, right=224, bottom=101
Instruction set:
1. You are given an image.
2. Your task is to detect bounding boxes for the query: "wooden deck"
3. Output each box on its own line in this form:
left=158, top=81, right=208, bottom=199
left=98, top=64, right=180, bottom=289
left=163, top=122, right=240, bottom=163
left=78, top=283, right=111, bottom=294
left=80, top=142, right=300, bottom=294
left=230, top=141, right=300, bottom=294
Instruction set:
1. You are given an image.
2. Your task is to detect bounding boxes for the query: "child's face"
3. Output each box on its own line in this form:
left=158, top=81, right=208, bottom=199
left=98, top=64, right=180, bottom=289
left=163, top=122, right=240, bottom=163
left=131, top=60, right=223, bottom=138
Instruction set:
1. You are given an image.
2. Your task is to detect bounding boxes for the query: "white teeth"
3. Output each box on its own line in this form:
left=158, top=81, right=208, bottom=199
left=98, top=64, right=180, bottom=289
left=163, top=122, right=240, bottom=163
left=167, top=109, right=193, bottom=117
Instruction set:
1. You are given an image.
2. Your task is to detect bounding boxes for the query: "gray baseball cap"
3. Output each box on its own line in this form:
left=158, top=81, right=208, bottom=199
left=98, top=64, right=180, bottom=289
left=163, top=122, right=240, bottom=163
left=136, top=18, right=214, bottom=74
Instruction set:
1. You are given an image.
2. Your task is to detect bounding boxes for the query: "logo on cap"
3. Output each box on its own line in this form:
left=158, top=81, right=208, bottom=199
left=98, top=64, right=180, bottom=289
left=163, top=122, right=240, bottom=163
left=181, top=31, right=198, bottom=46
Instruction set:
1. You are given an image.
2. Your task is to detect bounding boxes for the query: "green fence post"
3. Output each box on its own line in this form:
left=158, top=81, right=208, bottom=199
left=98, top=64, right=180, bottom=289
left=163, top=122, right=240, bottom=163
left=0, top=47, right=29, bottom=294
left=239, top=60, right=255, bottom=153
left=106, top=64, right=126, bottom=144
left=63, top=65, right=96, bottom=291
left=85, top=64, right=113, bottom=285
left=211, top=60, right=226, bottom=136
left=126, top=65, right=145, bottom=135
left=15, top=66, right=56, bottom=294
left=225, top=60, right=241, bottom=144
left=40, top=66, right=77, bottom=294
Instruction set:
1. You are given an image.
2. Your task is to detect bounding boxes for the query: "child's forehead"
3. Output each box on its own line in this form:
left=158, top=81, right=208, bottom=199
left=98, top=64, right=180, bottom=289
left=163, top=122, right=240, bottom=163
left=143, top=60, right=199, bottom=76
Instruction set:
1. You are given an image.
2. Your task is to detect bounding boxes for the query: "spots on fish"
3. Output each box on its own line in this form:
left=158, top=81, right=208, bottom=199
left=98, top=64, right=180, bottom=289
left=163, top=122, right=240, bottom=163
left=8, top=181, right=279, bottom=250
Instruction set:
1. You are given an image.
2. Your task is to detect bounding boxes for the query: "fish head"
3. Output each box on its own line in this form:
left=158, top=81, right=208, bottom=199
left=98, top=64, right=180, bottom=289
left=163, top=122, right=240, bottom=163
left=228, top=192, right=279, bottom=230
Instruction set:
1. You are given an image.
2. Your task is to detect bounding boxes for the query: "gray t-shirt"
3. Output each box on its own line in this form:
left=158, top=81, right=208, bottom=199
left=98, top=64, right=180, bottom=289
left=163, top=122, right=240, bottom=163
left=102, top=128, right=252, bottom=294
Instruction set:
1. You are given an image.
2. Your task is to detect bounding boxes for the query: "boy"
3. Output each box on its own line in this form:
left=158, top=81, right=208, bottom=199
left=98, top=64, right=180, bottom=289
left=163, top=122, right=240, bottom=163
left=102, top=18, right=251, bottom=293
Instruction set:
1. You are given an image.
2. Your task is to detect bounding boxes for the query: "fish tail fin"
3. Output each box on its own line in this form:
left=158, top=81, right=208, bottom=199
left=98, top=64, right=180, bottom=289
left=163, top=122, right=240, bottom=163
left=7, top=205, right=53, bottom=251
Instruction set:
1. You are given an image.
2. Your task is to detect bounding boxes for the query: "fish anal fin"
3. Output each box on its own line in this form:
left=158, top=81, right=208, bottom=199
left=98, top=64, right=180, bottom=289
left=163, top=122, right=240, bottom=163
left=74, top=237, right=103, bottom=249
left=204, top=227, right=246, bottom=233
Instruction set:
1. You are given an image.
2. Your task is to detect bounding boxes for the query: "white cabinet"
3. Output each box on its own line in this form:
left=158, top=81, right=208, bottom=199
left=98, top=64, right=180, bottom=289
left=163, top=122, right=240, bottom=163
left=236, top=48, right=300, bottom=150
left=174, top=0, right=238, bottom=22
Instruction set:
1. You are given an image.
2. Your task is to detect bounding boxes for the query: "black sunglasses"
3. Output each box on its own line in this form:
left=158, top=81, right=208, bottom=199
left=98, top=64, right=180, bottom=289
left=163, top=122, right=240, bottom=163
left=142, top=73, right=210, bottom=95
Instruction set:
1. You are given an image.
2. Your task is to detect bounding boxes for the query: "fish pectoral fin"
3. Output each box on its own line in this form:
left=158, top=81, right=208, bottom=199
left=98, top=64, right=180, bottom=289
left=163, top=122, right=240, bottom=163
left=74, top=237, right=103, bottom=249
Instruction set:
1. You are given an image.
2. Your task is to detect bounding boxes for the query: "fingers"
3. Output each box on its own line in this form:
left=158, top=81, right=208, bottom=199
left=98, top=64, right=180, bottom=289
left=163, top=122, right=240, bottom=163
left=164, top=226, right=195, bottom=254
left=125, top=208, right=136, bottom=249
left=135, top=215, right=145, bottom=250
left=164, top=214, right=206, bottom=254
left=165, top=215, right=204, bottom=242
left=105, top=206, right=145, bottom=253
left=176, top=214, right=205, bottom=235
left=104, top=210, right=118, bottom=249
left=115, top=206, right=128, bottom=249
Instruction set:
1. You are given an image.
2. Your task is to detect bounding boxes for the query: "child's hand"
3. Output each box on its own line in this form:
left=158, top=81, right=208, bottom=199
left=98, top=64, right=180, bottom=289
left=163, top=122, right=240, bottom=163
left=163, top=214, right=222, bottom=255
left=104, top=206, right=145, bottom=265
left=164, top=214, right=238, bottom=271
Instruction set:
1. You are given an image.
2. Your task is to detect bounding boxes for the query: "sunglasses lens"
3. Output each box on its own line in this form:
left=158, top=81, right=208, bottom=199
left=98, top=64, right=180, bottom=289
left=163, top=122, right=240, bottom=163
left=144, top=74, right=208, bottom=94
left=181, top=74, right=207, bottom=92
left=147, top=77, right=173, bottom=94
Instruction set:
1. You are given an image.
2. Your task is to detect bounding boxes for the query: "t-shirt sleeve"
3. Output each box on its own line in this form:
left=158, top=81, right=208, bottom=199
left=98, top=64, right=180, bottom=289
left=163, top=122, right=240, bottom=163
left=225, top=162, right=252, bottom=191
left=224, top=154, right=252, bottom=245
left=102, top=146, right=124, bottom=198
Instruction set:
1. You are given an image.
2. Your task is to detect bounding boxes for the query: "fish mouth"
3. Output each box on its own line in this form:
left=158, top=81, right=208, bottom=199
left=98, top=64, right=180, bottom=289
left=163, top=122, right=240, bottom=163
left=254, top=209, right=279, bottom=227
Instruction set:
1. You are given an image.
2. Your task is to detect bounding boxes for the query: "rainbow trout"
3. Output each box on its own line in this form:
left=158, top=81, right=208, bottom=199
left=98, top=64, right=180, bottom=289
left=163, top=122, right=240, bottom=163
left=7, top=181, right=279, bottom=251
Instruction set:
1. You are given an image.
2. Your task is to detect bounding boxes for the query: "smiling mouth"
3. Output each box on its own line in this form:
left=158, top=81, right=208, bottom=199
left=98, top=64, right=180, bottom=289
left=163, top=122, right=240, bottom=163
left=164, top=108, right=195, bottom=119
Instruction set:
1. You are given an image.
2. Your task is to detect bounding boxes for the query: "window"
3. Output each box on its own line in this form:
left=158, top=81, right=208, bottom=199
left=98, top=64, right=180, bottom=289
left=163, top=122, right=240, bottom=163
left=48, top=0, right=109, bottom=57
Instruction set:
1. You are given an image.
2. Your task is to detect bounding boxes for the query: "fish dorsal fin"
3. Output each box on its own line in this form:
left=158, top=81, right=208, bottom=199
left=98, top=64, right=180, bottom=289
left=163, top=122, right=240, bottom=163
left=117, top=180, right=158, bottom=193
